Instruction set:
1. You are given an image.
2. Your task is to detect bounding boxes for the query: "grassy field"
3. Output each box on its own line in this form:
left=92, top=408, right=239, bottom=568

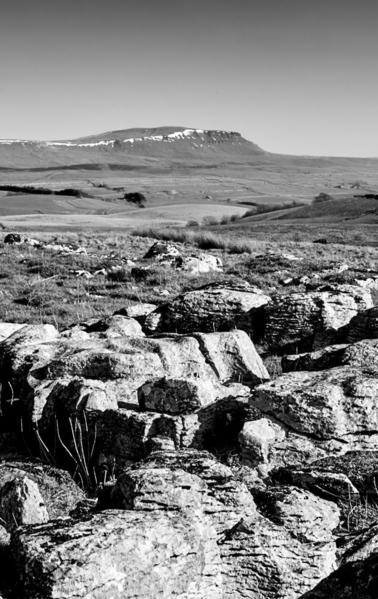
left=0, top=227, right=376, bottom=330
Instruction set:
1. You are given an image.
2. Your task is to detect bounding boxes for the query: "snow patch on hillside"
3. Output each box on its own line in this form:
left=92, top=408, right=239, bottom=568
left=0, top=129, right=243, bottom=149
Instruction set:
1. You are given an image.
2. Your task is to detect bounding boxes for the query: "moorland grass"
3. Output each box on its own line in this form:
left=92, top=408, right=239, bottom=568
left=0, top=229, right=376, bottom=329
left=131, top=226, right=258, bottom=254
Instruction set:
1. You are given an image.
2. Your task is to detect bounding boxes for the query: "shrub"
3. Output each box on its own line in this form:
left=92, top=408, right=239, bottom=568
left=313, top=192, right=333, bottom=203
left=124, top=192, right=146, bottom=207
left=202, top=216, right=219, bottom=226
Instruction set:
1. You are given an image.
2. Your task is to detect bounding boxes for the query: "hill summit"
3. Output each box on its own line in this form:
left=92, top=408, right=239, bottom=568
left=0, top=127, right=265, bottom=169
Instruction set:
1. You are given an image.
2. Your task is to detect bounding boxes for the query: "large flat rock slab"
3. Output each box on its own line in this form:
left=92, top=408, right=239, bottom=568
left=11, top=510, right=221, bottom=599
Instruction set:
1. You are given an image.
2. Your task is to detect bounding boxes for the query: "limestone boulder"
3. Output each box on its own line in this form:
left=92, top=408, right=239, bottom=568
left=193, top=330, right=269, bottom=384
left=239, top=365, right=378, bottom=476
left=217, top=513, right=339, bottom=599
left=143, top=242, right=222, bottom=274
left=180, top=254, right=223, bottom=275
left=109, top=449, right=256, bottom=532
left=138, top=377, right=221, bottom=414
left=239, top=418, right=287, bottom=468
left=341, top=339, right=378, bottom=370
left=94, top=388, right=254, bottom=470
left=0, top=324, right=59, bottom=399
left=25, top=331, right=265, bottom=433
left=143, top=240, right=181, bottom=261
left=11, top=510, right=222, bottom=599
left=0, top=460, right=84, bottom=530
left=239, top=418, right=328, bottom=473
left=148, top=281, right=270, bottom=338
left=0, top=476, right=49, bottom=530
left=121, top=302, right=157, bottom=319
left=0, top=323, right=268, bottom=472
left=30, top=376, right=119, bottom=426
left=254, top=485, right=340, bottom=544
left=107, top=450, right=340, bottom=599
left=85, top=314, right=145, bottom=338
left=252, top=366, right=378, bottom=444
left=265, top=286, right=373, bottom=352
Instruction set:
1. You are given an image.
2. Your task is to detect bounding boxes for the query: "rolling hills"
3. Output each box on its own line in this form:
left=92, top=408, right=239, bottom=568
left=0, top=127, right=378, bottom=228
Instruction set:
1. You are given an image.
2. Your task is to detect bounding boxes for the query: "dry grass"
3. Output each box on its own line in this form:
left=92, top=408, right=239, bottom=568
left=0, top=228, right=376, bottom=330
left=131, top=226, right=259, bottom=254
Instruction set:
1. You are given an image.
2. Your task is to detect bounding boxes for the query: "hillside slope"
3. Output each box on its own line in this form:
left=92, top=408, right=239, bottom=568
left=231, top=195, right=378, bottom=225
left=0, top=128, right=264, bottom=170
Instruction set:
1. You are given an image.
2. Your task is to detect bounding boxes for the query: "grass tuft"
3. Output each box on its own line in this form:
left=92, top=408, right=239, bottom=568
left=131, top=226, right=258, bottom=254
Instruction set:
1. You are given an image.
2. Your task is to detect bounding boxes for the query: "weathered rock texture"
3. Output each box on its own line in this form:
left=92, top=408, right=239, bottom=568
left=11, top=510, right=221, bottom=599
left=238, top=363, right=378, bottom=480
left=104, top=449, right=340, bottom=599
left=253, top=366, right=378, bottom=445
left=143, top=241, right=223, bottom=274
left=145, top=282, right=270, bottom=338
left=0, top=322, right=267, bottom=471
left=265, top=286, right=372, bottom=352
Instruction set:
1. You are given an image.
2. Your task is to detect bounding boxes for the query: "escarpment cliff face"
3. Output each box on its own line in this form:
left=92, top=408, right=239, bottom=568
left=0, top=238, right=377, bottom=599
left=0, top=127, right=264, bottom=169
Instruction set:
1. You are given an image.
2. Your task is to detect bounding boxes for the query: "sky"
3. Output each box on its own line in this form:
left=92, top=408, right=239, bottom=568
left=1, top=0, right=378, bottom=156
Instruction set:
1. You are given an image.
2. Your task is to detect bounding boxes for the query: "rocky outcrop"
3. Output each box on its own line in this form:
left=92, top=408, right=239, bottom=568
left=11, top=510, right=221, bottom=599
left=0, top=323, right=266, bottom=473
left=252, top=367, right=378, bottom=445
left=239, top=364, right=378, bottom=479
left=143, top=241, right=181, bottom=261
left=145, top=281, right=270, bottom=337
left=109, top=449, right=256, bottom=530
left=2, top=274, right=376, bottom=598
left=143, top=241, right=223, bottom=274
left=253, top=485, right=340, bottom=544
left=103, top=449, right=340, bottom=599
left=265, top=286, right=373, bottom=352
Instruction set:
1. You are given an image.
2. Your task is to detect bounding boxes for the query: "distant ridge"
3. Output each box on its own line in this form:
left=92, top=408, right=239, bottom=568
left=0, top=127, right=262, bottom=150
left=0, top=127, right=265, bottom=169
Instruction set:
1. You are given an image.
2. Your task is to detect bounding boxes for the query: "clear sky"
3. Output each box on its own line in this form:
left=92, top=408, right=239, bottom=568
left=1, top=0, right=378, bottom=156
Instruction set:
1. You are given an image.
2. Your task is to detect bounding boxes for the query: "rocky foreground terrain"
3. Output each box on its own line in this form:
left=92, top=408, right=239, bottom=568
left=0, top=235, right=377, bottom=598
